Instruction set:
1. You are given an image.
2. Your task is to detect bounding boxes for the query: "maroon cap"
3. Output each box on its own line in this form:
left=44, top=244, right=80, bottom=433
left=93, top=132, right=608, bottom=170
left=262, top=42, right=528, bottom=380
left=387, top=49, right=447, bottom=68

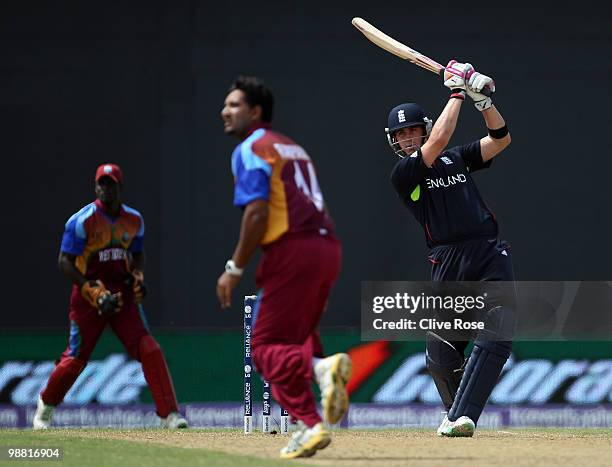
left=95, top=163, right=123, bottom=184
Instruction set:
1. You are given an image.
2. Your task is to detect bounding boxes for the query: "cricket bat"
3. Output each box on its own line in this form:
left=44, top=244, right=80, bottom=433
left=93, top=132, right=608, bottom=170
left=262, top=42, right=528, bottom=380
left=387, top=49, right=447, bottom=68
left=351, top=17, right=493, bottom=97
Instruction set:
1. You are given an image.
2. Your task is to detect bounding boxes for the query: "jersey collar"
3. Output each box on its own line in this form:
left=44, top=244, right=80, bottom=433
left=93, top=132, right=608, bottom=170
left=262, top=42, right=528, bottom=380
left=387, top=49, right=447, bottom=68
left=94, top=198, right=124, bottom=219
left=244, top=122, right=271, bottom=139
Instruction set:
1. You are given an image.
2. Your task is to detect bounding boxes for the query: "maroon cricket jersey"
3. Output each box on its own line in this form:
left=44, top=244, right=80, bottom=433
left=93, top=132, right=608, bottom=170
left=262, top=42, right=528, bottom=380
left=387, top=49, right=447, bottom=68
left=231, top=125, right=334, bottom=245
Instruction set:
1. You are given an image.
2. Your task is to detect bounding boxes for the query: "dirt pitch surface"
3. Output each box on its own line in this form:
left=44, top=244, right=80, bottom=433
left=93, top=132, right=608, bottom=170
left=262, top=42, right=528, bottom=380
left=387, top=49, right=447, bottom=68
left=73, top=428, right=612, bottom=466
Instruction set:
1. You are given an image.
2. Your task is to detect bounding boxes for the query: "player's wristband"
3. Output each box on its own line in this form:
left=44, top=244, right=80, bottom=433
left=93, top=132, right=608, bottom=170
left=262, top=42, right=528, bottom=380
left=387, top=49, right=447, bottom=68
left=449, top=90, right=466, bottom=100
left=488, top=125, right=509, bottom=139
left=225, top=259, right=244, bottom=276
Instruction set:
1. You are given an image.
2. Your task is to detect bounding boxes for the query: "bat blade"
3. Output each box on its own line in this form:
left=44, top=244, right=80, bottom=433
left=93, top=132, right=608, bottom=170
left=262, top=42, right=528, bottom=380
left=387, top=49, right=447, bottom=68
left=351, top=17, right=444, bottom=74
left=351, top=17, right=494, bottom=97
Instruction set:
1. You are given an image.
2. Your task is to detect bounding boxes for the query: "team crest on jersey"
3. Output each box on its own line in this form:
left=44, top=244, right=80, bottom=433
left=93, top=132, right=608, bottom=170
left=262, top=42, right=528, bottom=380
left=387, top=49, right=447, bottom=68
left=397, top=110, right=406, bottom=123
left=122, top=232, right=130, bottom=243
left=440, top=156, right=453, bottom=165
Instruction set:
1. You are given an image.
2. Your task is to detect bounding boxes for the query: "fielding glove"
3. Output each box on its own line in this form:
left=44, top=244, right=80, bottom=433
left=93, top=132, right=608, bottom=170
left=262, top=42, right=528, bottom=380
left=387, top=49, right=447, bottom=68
left=125, top=269, right=147, bottom=303
left=81, top=280, right=122, bottom=316
left=97, top=292, right=123, bottom=317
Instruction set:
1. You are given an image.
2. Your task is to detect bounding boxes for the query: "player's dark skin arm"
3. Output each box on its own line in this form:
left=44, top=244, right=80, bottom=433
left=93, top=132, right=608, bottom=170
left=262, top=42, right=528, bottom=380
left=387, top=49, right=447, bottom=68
left=421, top=98, right=463, bottom=167
left=131, top=251, right=145, bottom=274
left=59, top=250, right=144, bottom=288
left=217, top=199, right=269, bottom=308
left=233, top=200, right=269, bottom=267
left=58, top=252, right=88, bottom=288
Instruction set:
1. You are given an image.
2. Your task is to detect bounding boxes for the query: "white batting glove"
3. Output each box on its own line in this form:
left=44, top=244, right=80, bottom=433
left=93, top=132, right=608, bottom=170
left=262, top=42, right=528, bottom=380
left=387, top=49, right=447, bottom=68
left=443, top=60, right=474, bottom=90
left=466, top=72, right=495, bottom=111
left=469, top=72, right=495, bottom=94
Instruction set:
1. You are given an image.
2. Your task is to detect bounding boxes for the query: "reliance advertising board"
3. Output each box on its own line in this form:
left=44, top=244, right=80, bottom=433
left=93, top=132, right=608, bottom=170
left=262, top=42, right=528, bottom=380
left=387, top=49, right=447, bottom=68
left=0, top=335, right=610, bottom=428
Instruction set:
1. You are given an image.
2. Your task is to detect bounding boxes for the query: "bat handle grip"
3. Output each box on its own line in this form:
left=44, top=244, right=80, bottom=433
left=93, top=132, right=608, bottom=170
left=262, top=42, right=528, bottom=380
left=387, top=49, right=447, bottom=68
left=440, top=67, right=495, bottom=97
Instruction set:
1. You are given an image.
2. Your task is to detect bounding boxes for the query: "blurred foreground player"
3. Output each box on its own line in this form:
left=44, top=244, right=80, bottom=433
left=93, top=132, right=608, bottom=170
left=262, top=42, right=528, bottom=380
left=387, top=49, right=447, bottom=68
left=33, top=164, right=187, bottom=430
left=217, top=76, right=351, bottom=458
left=388, top=61, right=514, bottom=436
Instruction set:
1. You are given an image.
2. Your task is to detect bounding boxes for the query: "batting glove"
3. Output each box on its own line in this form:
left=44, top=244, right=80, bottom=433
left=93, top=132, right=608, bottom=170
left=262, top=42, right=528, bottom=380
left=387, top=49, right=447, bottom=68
left=443, top=60, right=474, bottom=91
left=467, top=72, right=495, bottom=111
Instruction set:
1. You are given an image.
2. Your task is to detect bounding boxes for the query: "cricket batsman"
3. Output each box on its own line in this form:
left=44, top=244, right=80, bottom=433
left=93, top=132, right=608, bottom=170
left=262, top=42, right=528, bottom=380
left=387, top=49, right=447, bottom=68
left=33, top=164, right=188, bottom=430
left=387, top=61, right=514, bottom=436
left=216, top=76, right=352, bottom=458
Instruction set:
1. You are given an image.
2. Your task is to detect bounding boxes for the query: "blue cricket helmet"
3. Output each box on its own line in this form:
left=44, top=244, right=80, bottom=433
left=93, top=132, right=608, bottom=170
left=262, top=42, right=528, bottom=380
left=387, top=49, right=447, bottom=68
left=385, top=103, right=433, bottom=158
left=386, top=103, right=432, bottom=134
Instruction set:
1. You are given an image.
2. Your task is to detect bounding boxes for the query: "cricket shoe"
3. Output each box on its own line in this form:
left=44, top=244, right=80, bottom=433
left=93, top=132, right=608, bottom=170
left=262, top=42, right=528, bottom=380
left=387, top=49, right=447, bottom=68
left=32, top=396, right=55, bottom=430
left=314, top=353, right=352, bottom=425
left=161, top=412, right=188, bottom=429
left=280, top=422, right=331, bottom=459
left=437, top=415, right=475, bottom=437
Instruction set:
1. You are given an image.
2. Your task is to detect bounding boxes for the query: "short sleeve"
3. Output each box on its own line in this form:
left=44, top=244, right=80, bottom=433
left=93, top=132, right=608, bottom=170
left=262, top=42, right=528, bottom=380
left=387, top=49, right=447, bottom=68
left=390, top=149, right=429, bottom=202
left=60, top=213, right=87, bottom=255
left=458, top=140, right=491, bottom=172
left=231, top=139, right=271, bottom=207
left=128, top=217, right=145, bottom=253
left=234, top=169, right=270, bottom=206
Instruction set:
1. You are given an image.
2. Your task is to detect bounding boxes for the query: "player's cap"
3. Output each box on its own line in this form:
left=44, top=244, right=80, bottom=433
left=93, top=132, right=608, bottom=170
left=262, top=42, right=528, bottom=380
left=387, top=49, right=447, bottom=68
left=387, top=103, right=430, bottom=133
left=95, top=163, right=123, bottom=184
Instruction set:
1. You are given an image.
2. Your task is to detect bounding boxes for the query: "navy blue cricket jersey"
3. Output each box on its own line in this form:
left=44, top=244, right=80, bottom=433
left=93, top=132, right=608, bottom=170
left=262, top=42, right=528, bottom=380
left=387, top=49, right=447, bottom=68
left=390, top=140, right=498, bottom=247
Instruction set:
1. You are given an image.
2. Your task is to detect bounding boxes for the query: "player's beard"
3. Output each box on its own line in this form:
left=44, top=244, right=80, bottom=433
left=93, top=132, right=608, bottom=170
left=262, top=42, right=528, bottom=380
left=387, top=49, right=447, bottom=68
left=98, top=189, right=118, bottom=207
left=223, top=121, right=235, bottom=134
left=224, top=115, right=252, bottom=139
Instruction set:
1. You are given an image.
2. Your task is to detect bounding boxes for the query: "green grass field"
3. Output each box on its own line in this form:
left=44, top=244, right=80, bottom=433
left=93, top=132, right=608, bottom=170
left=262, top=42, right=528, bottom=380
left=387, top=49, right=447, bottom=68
left=0, top=430, right=306, bottom=467
left=1, top=428, right=611, bottom=467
